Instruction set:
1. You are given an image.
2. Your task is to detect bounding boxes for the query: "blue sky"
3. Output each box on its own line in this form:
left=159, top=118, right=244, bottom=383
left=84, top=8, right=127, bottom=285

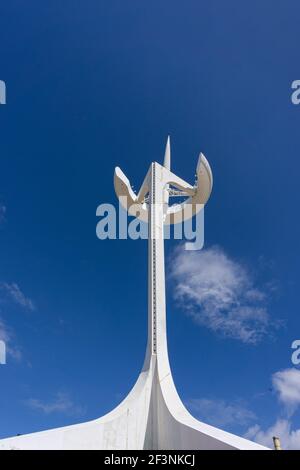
left=0, top=0, right=300, bottom=449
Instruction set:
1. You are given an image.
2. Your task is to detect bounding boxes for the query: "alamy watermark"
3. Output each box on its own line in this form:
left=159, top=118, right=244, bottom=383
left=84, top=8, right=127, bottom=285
left=96, top=198, right=205, bottom=250
left=291, top=80, right=300, bottom=105
left=0, top=340, right=6, bottom=365
left=0, top=80, right=6, bottom=104
left=291, top=340, right=300, bottom=365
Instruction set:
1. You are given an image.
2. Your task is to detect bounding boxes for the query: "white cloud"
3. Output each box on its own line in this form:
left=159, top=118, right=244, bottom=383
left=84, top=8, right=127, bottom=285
left=0, top=282, right=35, bottom=311
left=183, top=367, right=300, bottom=450
left=0, top=282, right=35, bottom=361
left=187, top=398, right=256, bottom=428
left=245, top=419, right=300, bottom=450
left=170, top=246, right=275, bottom=344
left=25, top=392, right=85, bottom=417
left=244, top=368, right=300, bottom=449
left=272, top=368, right=300, bottom=414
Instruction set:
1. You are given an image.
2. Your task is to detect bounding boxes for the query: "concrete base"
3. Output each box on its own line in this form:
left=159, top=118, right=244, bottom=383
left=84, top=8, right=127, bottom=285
left=0, top=355, right=267, bottom=450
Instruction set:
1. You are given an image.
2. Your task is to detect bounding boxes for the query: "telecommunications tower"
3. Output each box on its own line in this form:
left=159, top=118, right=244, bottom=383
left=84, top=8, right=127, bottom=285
left=0, top=139, right=268, bottom=450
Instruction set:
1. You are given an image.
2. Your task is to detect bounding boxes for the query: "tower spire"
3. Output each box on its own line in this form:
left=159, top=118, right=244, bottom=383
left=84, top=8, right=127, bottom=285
left=163, top=135, right=171, bottom=170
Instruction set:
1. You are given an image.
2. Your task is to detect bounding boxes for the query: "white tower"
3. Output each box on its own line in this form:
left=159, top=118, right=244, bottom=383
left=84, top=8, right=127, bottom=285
left=0, top=139, right=268, bottom=450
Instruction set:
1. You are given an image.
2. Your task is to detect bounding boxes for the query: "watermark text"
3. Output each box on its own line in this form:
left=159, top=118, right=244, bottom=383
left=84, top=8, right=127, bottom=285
left=291, top=340, right=300, bottom=365
left=291, top=80, right=300, bottom=105
left=0, top=80, right=6, bottom=104
left=0, top=340, right=6, bottom=364
left=96, top=199, right=205, bottom=251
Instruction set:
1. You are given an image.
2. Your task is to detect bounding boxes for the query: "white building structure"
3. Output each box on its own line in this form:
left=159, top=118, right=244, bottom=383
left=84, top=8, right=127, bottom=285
left=0, top=139, right=268, bottom=450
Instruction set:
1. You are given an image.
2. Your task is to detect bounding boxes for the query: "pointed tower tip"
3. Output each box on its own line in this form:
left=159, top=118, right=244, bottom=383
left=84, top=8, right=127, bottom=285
left=163, top=136, right=171, bottom=170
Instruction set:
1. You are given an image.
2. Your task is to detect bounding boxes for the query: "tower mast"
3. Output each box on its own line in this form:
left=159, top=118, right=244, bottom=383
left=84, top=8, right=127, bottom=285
left=0, top=139, right=269, bottom=451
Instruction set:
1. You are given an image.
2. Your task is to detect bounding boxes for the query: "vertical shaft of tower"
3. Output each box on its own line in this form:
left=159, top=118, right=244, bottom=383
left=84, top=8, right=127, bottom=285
left=147, top=163, right=168, bottom=361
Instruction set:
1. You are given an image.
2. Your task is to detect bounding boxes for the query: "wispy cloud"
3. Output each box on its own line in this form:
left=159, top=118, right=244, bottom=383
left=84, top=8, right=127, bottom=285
left=245, top=419, right=300, bottom=450
left=170, top=246, right=277, bottom=344
left=187, top=398, right=256, bottom=428
left=245, top=368, right=300, bottom=449
left=186, top=370, right=300, bottom=449
left=25, top=392, right=85, bottom=417
left=0, top=283, right=35, bottom=361
left=0, top=283, right=35, bottom=311
left=272, top=368, right=300, bottom=415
